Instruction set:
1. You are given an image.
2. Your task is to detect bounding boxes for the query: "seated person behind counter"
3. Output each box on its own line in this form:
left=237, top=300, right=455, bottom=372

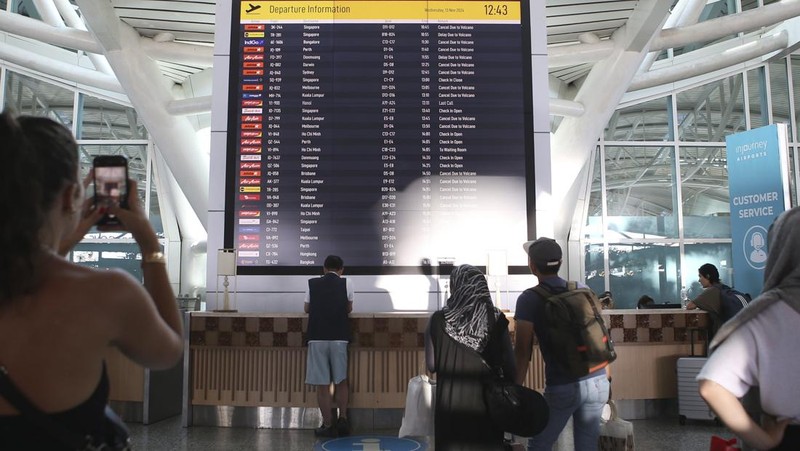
left=637, top=295, right=681, bottom=309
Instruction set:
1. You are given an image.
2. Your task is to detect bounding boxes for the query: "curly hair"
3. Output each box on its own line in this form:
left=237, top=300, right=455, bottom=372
left=0, top=111, right=79, bottom=303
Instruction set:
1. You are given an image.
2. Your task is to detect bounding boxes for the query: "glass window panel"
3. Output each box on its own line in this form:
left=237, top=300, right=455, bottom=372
left=70, top=242, right=143, bottom=280
left=747, top=67, right=767, bottom=130
left=3, top=71, right=74, bottom=125
left=608, top=243, right=680, bottom=309
left=740, top=0, right=760, bottom=12
left=585, top=147, right=603, bottom=240
left=677, top=74, right=745, bottom=142
left=78, top=94, right=147, bottom=140
left=604, top=97, right=671, bottom=142
left=679, top=146, right=731, bottom=238
left=78, top=145, right=150, bottom=239
left=672, top=1, right=738, bottom=57
left=769, top=59, right=791, bottom=138
left=684, top=243, right=733, bottom=298
left=149, top=161, right=165, bottom=236
left=605, top=146, right=679, bottom=239
left=790, top=148, right=798, bottom=208
left=792, top=56, right=800, bottom=142
left=584, top=243, right=605, bottom=295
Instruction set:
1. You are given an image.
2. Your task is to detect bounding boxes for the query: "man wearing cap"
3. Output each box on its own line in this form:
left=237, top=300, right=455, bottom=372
left=514, top=238, right=610, bottom=450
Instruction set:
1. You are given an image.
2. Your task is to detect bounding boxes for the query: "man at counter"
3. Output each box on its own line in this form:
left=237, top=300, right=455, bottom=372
left=686, top=263, right=731, bottom=337
left=513, top=238, right=610, bottom=450
left=304, top=255, right=354, bottom=438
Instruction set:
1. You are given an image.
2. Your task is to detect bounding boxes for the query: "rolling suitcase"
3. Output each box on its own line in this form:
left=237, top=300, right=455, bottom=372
left=677, top=328, right=717, bottom=425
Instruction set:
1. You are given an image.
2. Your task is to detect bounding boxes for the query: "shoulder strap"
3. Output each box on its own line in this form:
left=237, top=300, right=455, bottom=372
left=0, top=366, right=89, bottom=449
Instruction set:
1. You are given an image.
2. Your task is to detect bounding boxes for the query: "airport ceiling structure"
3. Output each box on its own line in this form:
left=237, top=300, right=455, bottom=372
left=1, top=0, right=800, bottom=240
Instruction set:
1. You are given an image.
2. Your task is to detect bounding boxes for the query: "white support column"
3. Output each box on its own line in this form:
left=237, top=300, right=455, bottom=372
left=0, top=9, right=101, bottom=53
left=52, top=0, right=113, bottom=74
left=75, top=0, right=209, bottom=230
left=550, top=0, right=672, bottom=247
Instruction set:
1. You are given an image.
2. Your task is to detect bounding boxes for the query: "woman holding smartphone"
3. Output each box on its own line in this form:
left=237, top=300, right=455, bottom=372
left=0, top=111, right=183, bottom=449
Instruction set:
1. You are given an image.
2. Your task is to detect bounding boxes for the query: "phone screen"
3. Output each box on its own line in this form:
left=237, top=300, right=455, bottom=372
left=94, top=158, right=128, bottom=225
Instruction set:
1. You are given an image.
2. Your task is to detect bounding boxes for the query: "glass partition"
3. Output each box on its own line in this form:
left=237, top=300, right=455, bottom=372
left=608, top=242, right=680, bottom=309
left=679, top=146, right=731, bottom=238
left=605, top=145, right=679, bottom=239
left=3, top=72, right=75, bottom=123
left=676, top=75, right=745, bottom=142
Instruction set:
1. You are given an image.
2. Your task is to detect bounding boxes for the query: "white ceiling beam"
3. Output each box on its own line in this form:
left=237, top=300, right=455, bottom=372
left=0, top=9, right=101, bottom=53
left=651, top=0, right=800, bottom=51
left=0, top=40, right=123, bottom=93
left=630, top=30, right=788, bottom=91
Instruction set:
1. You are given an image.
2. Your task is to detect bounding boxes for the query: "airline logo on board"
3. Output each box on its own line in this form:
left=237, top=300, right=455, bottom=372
left=244, top=32, right=265, bottom=38
left=243, top=69, right=264, bottom=76
left=242, top=93, right=263, bottom=99
left=243, top=47, right=264, bottom=53
left=239, top=210, right=261, bottom=217
left=240, top=130, right=262, bottom=137
left=239, top=194, right=261, bottom=201
left=242, top=84, right=263, bottom=91
left=242, top=77, right=263, bottom=84
left=241, top=139, right=261, bottom=146
left=243, top=54, right=264, bottom=61
left=238, top=251, right=260, bottom=258
left=238, top=234, right=259, bottom=241
left=238, top=259, right=258, bottom=265
left=241, top=123, right=262, bottom=130
left=240, top=162, right=261, bottom=169
left=243, top=39, right=264, bottom=46
left=240, top=147, right=261, bottom=154
left=239, top=178, right=261, bottom=185
left=241, top=115, right=262, bottom=122
left=242, top=100, right=263, bottom=107
left=243, top=62, right=264, bottom=68
left=241, top=108, right=262, bottom=114
left=239, top=186, right=261, bottom=192
left=240, top=170, right=261, bottom=177
left=238, top=219, right=260, bottom=225
left=244, top=24, right=265, bottom=31
left=238, top=226, right=260, bottom=233
left=238, top=242, right=260, bottom=250
left=241, top=155, right=262, bottom=161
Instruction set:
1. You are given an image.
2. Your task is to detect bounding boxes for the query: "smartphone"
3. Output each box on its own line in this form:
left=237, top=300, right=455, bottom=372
left=93, top=155, right=129, bottom=226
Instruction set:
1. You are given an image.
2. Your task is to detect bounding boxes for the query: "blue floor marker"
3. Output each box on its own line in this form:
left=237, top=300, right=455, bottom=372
left=314, top=435, right=427, bottom=451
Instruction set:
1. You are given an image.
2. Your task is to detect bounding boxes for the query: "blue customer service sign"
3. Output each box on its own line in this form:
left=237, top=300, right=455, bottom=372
left=725, top=124, right=790, bottom=297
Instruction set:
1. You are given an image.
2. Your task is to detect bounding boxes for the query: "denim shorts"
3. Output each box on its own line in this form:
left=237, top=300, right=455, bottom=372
left=305, top=341, right=349, bottom=385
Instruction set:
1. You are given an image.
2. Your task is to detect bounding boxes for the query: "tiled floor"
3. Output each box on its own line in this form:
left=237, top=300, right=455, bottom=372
left=127, top=415, right=732, bottom=450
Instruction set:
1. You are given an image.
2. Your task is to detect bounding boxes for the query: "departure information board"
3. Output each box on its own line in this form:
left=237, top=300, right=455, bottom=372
left=225, top=0, right=534, bottom=274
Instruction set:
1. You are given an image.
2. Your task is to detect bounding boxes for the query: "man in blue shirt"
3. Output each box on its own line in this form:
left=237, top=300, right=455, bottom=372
left=304, top=255, right=354, bottom=438
left=514, top=238, right=610, bottom=450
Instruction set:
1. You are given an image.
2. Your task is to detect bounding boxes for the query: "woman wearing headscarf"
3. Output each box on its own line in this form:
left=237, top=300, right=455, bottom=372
left=425, top=264, right=515, bottom=450
left=698, top=207, right=800, bottom=450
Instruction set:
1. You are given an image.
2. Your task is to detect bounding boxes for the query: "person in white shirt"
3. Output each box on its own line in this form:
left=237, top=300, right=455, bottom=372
left=697, top=207, right=800, bottom=450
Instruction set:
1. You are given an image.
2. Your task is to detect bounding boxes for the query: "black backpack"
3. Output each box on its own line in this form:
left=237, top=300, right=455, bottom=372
left=533, top=282, right=617, bottom=379
left=718, top=284, right=751, bottom=323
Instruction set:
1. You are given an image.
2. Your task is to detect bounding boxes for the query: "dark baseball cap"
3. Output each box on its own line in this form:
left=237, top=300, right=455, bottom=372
left=523, top=237, right=562, bottom=268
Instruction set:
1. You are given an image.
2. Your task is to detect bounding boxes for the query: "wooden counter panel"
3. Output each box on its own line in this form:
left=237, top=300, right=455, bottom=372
left=190, top=347, right=427, bottom=408
left=105, top=348, right=144, bottom=402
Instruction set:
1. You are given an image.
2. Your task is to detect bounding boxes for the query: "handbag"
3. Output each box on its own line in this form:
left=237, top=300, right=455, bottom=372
left=0, top=365, right=131, bottom=450
left=598, top=400, right=635, bottom=451
left=710, top=435, right=741, bottom=451
left=398, top=374, right=436, bottom=437
left=482, top=362, right=549, bottom=438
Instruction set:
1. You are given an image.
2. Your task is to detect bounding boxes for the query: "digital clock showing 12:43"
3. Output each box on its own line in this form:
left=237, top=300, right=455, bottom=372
left=483, top=3, right=509, bottom=16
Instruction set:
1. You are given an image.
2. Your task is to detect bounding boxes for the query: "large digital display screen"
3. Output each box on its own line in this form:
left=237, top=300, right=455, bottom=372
left=225, top=0, right=534, bottom=275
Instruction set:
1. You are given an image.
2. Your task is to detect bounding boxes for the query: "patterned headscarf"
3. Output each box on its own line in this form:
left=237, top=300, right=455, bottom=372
left=710, top=206, right=800, bottom=350
left=442, top=264, right=502, bottom=353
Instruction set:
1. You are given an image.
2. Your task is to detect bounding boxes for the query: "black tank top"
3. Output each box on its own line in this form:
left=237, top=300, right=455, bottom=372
left=0, top=363, right=110, bottom=450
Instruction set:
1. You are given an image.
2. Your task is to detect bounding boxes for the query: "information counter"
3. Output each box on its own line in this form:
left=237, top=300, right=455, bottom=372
left=182, top=309, right=708, bottom=428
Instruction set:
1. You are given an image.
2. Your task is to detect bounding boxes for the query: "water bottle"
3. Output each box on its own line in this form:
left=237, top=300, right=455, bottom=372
left=680, top=286, right=689, bottom=308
